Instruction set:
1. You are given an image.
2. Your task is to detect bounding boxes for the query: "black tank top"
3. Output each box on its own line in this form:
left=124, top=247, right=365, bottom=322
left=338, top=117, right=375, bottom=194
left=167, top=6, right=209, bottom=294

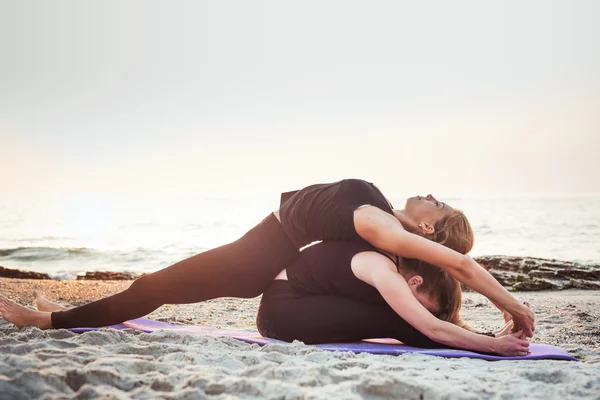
left=279, top=179, right=394, bottom=248
left=286, top=241, right=397, bottom=304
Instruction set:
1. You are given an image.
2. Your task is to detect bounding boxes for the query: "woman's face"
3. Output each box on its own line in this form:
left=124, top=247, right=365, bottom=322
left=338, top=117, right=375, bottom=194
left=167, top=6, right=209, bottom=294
left=404, top=194, right=454, bottom=224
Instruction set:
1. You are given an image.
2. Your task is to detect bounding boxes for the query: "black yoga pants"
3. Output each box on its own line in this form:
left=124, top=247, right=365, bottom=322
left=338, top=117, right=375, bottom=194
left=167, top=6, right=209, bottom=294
left=257, top=280, right=446, bottom=348
left=51, top=214, right=298, bottom=329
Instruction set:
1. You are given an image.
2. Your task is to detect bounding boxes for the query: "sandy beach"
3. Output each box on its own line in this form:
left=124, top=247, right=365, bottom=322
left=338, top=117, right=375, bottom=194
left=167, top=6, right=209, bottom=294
left=3, top=0, right=599, bottom=398
left=1, top=278, right=599, bottom=399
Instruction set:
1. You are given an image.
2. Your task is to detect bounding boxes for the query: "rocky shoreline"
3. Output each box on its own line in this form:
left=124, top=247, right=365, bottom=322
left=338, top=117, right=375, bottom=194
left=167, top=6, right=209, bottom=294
left=476, top=256, right=600, bottom=291
left=0, top=267, right=143, bottom=281
left=1, top=255, right=600, bottom=291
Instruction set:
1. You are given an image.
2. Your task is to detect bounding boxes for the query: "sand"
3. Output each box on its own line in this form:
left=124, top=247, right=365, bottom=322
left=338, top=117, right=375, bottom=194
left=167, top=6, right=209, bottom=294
left=1, top=278, right=599, bottom=399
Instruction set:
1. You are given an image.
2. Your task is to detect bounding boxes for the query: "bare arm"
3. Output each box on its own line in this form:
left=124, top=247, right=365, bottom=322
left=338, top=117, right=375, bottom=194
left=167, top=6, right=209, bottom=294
left=351, top=252, right=530, bottom=356
left=353, top=206, right=534, bottom=337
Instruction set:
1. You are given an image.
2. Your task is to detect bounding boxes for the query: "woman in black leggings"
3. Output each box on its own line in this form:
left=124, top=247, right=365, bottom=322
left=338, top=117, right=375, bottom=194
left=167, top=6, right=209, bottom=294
left=0, top=179, right=534, bottom=336
left=256, top=241, right=529, bottom=356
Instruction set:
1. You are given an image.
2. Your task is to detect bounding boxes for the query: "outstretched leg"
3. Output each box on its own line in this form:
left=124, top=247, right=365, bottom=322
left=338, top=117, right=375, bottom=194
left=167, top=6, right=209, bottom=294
left=6, top=214, right=297, bottom=330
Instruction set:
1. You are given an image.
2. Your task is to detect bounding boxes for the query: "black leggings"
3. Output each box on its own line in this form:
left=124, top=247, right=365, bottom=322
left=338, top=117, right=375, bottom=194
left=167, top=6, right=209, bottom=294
left=51, top=214, right=298, bottom=329
left=257, top=280, right=446, bottom=348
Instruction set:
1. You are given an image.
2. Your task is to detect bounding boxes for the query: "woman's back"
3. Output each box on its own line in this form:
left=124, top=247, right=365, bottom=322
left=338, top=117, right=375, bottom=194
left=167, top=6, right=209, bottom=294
left=279, top=179, right=394, bottom=248
left=286, top=241, right=392, bottom=304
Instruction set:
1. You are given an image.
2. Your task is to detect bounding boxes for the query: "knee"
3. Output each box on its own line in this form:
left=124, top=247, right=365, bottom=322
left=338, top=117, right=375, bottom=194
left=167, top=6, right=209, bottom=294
left=230, top=274, right=267, bottom=299
left=128, top=274, right=153, bottom=295
left=121, top=274, right=164, bottom=311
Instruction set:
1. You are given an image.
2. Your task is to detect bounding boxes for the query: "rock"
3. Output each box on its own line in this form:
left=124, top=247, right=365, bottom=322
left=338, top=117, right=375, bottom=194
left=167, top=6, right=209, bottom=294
left=473, top=256, right=600, bottom=291
left=0, top=266, right=51, bottom=279
left=76, top=271, right=145, bottom=280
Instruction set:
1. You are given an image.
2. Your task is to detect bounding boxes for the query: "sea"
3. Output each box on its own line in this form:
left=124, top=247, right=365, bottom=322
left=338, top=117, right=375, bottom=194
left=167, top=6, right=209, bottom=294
left=1, top=192, right=599, bottom=279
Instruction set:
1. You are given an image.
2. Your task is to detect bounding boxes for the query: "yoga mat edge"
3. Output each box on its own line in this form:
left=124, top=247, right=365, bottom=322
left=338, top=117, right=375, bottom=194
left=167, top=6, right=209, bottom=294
left=67, top=317, right=579, bottom=361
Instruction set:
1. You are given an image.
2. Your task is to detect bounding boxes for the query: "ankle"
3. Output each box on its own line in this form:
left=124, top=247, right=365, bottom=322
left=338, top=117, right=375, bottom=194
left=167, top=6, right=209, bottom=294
left=36, top=312, right=53, bottom=329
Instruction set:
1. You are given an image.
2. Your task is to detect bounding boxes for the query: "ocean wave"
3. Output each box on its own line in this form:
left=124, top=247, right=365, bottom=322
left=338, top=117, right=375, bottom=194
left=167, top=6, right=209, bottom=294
left=0, top=246, right=184, bottom=265
left=0, top=247, right=96, bottom=262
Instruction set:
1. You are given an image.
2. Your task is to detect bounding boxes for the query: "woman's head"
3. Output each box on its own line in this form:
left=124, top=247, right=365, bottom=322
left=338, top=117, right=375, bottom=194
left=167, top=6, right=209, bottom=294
left=403, top=194, right=474, bottom=254
left=401, top=258, right=462, bottom=322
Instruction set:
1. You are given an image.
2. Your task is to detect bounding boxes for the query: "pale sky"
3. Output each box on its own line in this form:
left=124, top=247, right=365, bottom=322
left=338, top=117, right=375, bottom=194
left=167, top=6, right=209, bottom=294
left=1, top=1, right=599, bottom=198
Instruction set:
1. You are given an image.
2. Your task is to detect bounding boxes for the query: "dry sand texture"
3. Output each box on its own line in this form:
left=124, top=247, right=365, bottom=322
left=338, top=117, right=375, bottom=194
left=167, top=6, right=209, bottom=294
left=1, top=278, right=599, bottom=399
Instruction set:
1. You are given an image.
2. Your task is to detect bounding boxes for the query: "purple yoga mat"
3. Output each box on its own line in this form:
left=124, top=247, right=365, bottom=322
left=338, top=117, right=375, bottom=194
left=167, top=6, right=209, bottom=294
left=69, top=318, right=578, bottom=361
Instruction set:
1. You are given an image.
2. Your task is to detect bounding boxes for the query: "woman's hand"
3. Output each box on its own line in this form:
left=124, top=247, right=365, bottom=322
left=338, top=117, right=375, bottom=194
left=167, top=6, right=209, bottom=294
left=510, top=303, right=535, bottom=336
left=496, top=301, right=533, bottom=336
left=492, top=330, right=530, bottom=356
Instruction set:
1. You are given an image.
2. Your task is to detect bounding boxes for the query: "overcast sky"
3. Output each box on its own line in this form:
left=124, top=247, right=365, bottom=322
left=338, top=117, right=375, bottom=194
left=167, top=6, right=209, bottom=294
left=1, top=1, right=599, bottom=197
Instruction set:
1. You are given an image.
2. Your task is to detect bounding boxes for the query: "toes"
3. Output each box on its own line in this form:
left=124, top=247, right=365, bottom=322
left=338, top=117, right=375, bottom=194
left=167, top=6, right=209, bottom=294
left=0, top=297, right=18, bottom=309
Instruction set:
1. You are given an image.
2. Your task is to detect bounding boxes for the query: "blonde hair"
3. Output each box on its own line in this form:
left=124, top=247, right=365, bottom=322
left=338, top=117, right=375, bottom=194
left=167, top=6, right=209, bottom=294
left=404, top=209, right=472, bottom=322
left=435, top=274, right=463, bottom=323
left=428, top=209, right=474, bottom=255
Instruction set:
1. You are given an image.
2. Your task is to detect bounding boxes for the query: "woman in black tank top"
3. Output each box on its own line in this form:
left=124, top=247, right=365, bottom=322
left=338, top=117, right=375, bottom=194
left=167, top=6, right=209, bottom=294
left=0, top=179, right=533, bottom=339
left=256, top=241, right=527, bottom=356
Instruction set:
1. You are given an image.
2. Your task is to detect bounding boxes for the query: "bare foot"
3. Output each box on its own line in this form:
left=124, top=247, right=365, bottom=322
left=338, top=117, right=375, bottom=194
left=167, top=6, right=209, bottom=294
left=34, top=290, right=69, bottom=312
left=0, top=296, right=53, bottom=329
